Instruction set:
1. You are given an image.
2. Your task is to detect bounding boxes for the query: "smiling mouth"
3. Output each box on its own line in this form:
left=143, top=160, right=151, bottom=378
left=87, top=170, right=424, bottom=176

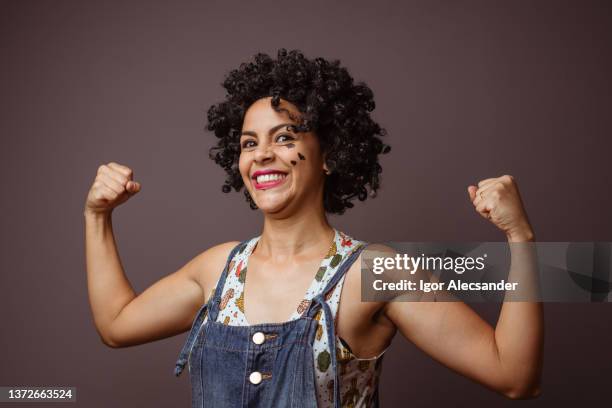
left=253, top=173, right=288, bottom=190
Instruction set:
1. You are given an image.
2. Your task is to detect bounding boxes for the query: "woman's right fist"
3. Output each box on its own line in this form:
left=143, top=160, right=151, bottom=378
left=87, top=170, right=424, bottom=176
left=85, top=162, right=141, bottom=215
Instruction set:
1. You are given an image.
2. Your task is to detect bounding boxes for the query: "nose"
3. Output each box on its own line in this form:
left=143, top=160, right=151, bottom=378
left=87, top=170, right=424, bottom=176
left=254, top=143, right=274, bottom=163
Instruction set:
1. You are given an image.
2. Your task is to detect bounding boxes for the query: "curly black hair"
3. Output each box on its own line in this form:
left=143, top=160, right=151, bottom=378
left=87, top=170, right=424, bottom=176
left=207, top=48, right=391, bottom=215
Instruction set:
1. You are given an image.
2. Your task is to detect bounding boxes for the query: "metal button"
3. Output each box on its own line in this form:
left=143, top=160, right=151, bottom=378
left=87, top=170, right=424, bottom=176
left=252, top=332, right=265, bottom=345
left=249, top=371, right=262, bottom=385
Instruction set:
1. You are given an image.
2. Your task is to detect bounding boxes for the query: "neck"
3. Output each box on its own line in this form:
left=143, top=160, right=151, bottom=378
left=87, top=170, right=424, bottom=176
left=257, top=205, right=334, bottom=259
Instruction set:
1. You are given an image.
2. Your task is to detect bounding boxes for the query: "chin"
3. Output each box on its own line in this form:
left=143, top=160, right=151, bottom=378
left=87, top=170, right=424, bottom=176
left=255, top=199, right=289, bottom=214
left=252, top=191, right=296, bottom=214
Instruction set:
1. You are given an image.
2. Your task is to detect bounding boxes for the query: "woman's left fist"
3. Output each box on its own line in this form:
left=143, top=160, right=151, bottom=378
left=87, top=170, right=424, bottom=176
left=467, top=175, right=535, bottom=242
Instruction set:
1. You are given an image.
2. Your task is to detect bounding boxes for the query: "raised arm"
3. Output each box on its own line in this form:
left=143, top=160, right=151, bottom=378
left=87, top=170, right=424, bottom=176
left=383, top=245, right=543, bottom=399
left=84, top=162, right=237, bottom=348
left=383, top=175, right=543, bottom=399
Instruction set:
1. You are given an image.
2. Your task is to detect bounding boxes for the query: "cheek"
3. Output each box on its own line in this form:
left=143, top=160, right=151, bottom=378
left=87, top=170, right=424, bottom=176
left=238, top=155, right=250, bottom=182
left=274, top=146, right=295, bottom=161
left=295, top=145, right=322, bottom=168
left=289, top=149, right=324, bottom=182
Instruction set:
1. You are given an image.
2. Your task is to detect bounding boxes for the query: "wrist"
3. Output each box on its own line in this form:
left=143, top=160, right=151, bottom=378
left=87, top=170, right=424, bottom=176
left=506, top=223, right=535, bottom=242
left=84, top=208, right=113, bottom=222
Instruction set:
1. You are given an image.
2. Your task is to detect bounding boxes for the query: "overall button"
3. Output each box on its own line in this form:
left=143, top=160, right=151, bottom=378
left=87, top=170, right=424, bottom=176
left=252, top=332, right=265, bottom=345
left=249, top=371, right=262, bottom=385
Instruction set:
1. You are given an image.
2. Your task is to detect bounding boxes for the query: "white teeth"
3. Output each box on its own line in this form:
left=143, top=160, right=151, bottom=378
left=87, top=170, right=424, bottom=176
left=256, top=173, right=286, bottom=184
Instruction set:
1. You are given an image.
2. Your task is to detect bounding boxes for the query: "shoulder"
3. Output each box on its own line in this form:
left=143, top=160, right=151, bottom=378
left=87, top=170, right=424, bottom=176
left=346, top=242, right=397, bottom=275
left=190, top=241, right=243, bottom=299
left=198, top=241, right=243, bottom=265
left=344, top=241, right=397, bottom=308
left=343, top=241, right=397, bottom=320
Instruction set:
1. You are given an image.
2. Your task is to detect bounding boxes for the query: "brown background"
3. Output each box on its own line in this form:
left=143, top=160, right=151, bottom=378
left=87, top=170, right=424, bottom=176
left=1, top=0, right=611, bottom=406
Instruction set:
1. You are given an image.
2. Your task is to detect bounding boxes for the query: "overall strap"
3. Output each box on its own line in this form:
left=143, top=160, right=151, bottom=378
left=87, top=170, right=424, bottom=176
left=207, top=240, right=250, bottom=322
left=324, top=242, right=368, bottom=300
left=304, top=242, right=369, bottom=408
left=174, top=301, right=209, bottom=377
left=173, top=240, right=248, bottom=377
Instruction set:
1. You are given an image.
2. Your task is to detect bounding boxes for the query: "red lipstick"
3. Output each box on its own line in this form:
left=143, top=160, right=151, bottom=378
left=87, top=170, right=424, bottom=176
left=251, top=169, right=288, bottom=190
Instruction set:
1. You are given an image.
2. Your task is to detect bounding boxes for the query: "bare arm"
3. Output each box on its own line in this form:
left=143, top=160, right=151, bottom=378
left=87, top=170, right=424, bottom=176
left=85, top=210, right=139, bottom=346
left=382, top=175, right=543, bottom=399
left=84, top=161, right=237, bottom=347
left=383, top=235, right=543, bottom=399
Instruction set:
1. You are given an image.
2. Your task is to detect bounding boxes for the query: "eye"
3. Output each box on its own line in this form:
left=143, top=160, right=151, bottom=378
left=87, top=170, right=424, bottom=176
left=276, top=134, right=295, bottom=143
left=241, top=139, right=256, bottom=149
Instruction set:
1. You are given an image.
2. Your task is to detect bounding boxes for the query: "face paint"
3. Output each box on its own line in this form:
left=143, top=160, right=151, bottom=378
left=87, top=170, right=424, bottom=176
left=298, top=152, right=305, bottom=160
left=291, top=160, right=297, bottom=166
left=285, top=143, right=296, bottom=149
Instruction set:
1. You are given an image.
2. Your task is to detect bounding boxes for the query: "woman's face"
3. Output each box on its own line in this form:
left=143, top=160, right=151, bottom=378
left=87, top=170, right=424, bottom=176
left=239, top=97, right=327, bottom=215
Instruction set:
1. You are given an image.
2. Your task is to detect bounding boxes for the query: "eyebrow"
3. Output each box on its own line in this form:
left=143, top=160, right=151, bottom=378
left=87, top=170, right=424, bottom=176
left=241, top=123, right=295, bottom=138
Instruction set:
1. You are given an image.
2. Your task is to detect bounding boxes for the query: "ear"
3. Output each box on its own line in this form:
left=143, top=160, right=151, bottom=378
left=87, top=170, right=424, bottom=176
left=322, top=152, right=330, bottom=175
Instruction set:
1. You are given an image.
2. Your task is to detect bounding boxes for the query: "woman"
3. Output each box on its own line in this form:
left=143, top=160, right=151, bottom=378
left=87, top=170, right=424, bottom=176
left=84, top=49, right=543, bottom=407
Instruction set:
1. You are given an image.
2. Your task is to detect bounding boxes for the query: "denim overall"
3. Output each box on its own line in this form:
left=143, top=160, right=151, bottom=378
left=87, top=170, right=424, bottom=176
left=174, top=240, right=368, bottom=408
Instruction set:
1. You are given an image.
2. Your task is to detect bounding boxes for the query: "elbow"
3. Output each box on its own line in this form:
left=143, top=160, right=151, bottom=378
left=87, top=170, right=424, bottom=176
left=100, top=334, right=122, bottom=348
left=97, top=324, right=124, bottom=348
left=499, top=355, right=544, bottom=399
left=503, top=381, right=542, bottom=400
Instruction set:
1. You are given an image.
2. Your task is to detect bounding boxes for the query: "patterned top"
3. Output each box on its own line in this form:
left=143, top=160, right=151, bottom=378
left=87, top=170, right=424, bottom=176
left=202, top=229, right=387, bottom=407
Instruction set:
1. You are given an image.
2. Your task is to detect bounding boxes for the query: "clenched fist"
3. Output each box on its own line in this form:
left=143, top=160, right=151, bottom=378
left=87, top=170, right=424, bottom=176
left=84, top=162, right=141, bottom=216
left=467, top=175, right=535, bottom=242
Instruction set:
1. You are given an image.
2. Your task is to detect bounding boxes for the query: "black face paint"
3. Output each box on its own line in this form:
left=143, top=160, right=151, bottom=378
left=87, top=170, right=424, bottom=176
left=285, top=143, right=295, bottom=149
left=298, top=152, right=305, bottom=160
left=291, top=160, right=297, bottom=166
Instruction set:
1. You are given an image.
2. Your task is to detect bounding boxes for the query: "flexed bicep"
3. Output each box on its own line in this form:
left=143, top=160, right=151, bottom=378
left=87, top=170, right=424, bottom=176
left=384, top=294, right=521, bottom=398
left=105, top=242, right=238, bottom=348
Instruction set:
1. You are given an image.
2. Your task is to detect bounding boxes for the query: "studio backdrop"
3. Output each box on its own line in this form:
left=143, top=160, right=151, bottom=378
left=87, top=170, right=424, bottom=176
left=1, top=1, right=611, bottom=407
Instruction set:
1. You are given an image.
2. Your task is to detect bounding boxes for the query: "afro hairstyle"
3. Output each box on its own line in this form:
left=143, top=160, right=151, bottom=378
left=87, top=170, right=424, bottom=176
left=207, top=48, right=391, bottom=215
